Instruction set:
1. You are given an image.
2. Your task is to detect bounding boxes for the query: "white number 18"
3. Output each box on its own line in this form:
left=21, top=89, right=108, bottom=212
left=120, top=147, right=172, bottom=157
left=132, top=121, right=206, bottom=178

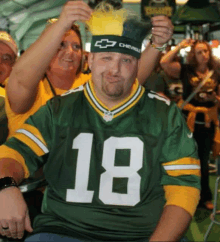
left=66, top=133, right=144, bottom=206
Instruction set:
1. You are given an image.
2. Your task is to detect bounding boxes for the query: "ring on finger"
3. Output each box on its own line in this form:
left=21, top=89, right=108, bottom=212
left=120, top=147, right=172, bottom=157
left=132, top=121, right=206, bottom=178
left=2, top=227, right=9, bottom=230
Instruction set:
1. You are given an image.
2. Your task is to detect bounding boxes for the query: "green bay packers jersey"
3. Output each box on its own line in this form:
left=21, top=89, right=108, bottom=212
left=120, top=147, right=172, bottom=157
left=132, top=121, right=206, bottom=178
left=4, top=81, right=200, bottom=241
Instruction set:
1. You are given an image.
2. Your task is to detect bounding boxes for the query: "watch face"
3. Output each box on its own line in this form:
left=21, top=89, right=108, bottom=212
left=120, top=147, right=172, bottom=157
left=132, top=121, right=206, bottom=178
left=0, top=177, right=17, bottom=191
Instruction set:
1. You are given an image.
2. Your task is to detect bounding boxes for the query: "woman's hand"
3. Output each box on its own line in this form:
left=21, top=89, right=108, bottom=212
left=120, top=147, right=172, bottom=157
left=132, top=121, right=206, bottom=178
left=57, top=1, right=93, bottom=32
left=178, top=39, right=195, bottom=49
left=151, top=15, right=174, bottom=47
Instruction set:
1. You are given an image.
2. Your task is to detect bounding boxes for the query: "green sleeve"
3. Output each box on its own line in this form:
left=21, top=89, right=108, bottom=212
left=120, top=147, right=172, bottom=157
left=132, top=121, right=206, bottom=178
left=160, top=103, right=201, bottom=190
left=4, top=100, right=54, bottom=176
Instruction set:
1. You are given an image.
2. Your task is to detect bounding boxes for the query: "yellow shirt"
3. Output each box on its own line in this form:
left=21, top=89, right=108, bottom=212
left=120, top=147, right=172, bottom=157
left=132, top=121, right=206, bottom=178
left=6, top=73, right=90, bottom=138
left=0, top=86, right=5, bottom=98
left=0, top=86, right=6, bottom=122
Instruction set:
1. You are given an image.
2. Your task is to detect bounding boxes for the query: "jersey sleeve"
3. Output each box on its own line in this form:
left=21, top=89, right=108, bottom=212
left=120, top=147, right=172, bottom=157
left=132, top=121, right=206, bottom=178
left=1, top=100, right=54, bottom=177
left=160, top=103, right=201, bottom=215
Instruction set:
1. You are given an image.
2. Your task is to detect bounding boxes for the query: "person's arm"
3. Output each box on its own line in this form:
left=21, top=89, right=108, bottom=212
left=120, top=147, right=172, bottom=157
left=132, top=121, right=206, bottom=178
left=149, top=184, right=200, bottom=241
left=138, top=43, right=162, bottom=85
left=150, top=103, right=201, bottom=241
left=0, top=99, right=53, bottom=239
left=0, top=157, right=33, bottom=239
left=7, top=1, right=92, bottom=114
left=149, top=205, right=191, bottom=242
left=160, top=39, right=194, bottom=79
left=138, top=15, right=173, bottom=85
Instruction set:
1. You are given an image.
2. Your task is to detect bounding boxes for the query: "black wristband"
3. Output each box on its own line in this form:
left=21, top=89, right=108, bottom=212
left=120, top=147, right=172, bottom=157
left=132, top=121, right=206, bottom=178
left=0, top=177, right=18, bottom=191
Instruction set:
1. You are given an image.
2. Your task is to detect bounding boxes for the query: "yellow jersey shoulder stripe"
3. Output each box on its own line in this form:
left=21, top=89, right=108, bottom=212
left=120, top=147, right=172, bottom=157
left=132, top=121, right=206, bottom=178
left=14, top=132, right=46, bottom=157
left=163, top=157, right=200, bottom=166
left=20, top=123, right=47, bottom=146
left=163, top=157, right=201, bottom=177
left=16, top=129, right=49, bottom=154
left=165, top=169, right=200, bottom=177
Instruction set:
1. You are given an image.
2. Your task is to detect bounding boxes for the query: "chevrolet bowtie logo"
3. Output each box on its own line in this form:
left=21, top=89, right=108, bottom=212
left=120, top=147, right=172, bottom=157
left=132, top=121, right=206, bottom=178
left=94, top=39, right=117, bottom=48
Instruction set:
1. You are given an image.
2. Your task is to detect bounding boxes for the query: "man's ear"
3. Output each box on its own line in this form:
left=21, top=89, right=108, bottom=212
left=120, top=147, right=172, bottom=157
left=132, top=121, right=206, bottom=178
left=88, top=53, right=94, bottom=70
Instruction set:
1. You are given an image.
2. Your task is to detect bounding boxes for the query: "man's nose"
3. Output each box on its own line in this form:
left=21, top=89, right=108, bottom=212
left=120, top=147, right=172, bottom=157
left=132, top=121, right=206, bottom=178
left=110, top=60, right=120, bottom=74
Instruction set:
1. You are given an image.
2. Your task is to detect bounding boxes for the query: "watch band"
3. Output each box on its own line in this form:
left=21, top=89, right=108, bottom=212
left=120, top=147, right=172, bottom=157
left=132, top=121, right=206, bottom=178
left=149, top=35, right=168, bottom=52
left=0, top=177, right=18, bottom=191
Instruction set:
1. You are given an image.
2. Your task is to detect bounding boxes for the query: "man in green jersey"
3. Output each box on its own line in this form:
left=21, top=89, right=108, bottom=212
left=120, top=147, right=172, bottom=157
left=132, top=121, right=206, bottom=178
left=0, top=2, right=200, bottom=242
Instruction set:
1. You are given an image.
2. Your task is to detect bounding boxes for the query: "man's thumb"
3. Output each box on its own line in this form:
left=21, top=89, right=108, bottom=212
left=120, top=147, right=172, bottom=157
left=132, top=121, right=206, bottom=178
left=25, top=210, right=33, bottom=232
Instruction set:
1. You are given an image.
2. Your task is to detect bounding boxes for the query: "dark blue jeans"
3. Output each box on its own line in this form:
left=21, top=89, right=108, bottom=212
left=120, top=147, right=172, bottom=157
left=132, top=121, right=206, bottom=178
left=25, top=233, right=81, bottom=242
left=25, top=233, right=188, bottom=242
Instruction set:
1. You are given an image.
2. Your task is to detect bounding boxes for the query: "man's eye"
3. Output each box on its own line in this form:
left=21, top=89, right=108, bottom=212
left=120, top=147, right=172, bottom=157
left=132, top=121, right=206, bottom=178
left=103, top=56, right=111, bottom=61
left=123, top=58, right=131, bottom=63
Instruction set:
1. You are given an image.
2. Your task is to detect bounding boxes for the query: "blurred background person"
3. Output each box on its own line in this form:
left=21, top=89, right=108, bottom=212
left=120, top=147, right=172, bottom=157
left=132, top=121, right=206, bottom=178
left=144, top=44, right=183, bottom=103
left=160, top=38, right=220, bottom=210
left=0, top=31, right=18, bottom=144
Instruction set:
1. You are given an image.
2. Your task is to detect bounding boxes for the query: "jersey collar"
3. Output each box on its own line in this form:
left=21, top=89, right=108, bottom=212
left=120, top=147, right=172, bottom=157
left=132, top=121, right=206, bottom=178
left=84, top=79, right=144, bottom=122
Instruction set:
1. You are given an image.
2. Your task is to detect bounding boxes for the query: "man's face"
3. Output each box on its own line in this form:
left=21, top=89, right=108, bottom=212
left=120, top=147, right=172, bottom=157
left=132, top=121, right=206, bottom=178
left=49, top=30, right=82, bottom=76
left=194, top=43, right=210, bottom=65
left=88, top=52, right=139, bottom=103
left=0, top=42, right=16, bottom=84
